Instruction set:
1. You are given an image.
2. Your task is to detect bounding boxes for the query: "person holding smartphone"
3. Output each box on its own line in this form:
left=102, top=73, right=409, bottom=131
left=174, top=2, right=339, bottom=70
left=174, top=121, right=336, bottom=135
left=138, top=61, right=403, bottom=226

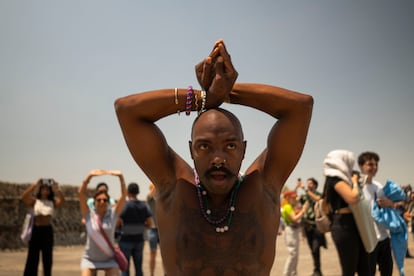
left=21, top=178, right=65, bottom=276
left=297, top=177, right=326, bottom=276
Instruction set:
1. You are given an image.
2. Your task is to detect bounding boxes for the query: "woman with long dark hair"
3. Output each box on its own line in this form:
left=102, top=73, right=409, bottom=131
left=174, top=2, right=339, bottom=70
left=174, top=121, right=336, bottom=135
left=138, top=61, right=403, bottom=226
left=21, top=178, right=65, bottom=276
left=323, top=150, right=370, bottom=276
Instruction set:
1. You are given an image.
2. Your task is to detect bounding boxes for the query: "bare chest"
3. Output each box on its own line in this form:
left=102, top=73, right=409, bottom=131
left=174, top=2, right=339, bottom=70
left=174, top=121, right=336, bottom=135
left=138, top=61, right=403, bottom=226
left=159, top=199, right=277, bottom=275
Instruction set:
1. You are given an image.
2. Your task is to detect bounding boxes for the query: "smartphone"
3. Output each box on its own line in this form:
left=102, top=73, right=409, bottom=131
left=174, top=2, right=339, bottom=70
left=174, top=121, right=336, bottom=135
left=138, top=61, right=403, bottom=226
left=359, top=174, right=367, bottom=185
left=352, top=170, right=367, bottom=185
left=42, top=178, right=53, bottom=186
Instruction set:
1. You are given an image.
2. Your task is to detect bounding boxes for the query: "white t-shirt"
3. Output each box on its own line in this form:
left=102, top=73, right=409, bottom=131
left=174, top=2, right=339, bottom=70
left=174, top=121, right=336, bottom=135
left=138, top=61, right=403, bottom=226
left=362, top=180, right=390, bottom=241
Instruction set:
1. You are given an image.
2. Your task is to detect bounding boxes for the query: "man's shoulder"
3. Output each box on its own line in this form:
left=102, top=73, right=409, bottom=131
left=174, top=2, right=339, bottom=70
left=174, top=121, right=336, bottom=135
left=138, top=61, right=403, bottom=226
left=282, top=203, right=293, bottom=212
left=364, top=180, right=383, bottom=192
left=363, top=180, right=381, bottom=189
left=372, top=180, right=383, bottom=187
left=137, top=199, right=149, bottom=207
left=128, top=199, right=151, bottom=210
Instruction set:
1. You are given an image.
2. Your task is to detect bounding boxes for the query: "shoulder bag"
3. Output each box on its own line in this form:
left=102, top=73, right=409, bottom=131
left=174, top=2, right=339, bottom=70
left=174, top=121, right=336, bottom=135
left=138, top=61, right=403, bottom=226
left=349, top=179, right=378, bottom=253
left=96, top=215, right=128, bottom=272
left=314, top=186, right=331, bottom=233
left=20, top=211, right=34, bottom=244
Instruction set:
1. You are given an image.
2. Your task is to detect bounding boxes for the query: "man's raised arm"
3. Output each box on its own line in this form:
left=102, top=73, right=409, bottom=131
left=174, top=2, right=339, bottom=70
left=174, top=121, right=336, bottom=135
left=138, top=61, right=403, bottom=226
left=115, top=40, right=237, bottom=191
left=114, top=88, right=200, bottom=190
left=229, top=83, right=313, bottom=191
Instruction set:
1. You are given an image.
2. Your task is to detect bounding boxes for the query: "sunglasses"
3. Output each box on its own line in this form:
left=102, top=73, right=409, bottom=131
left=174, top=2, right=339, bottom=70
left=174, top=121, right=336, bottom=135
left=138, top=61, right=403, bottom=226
left=96, top=198, right=109, bottom=203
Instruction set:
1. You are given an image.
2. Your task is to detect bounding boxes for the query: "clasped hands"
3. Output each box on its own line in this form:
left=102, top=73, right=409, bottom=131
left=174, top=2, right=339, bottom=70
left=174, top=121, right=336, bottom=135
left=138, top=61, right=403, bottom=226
left=195, top=39, right=238, bottom=106
left=88, top=169, right=122, bottom=177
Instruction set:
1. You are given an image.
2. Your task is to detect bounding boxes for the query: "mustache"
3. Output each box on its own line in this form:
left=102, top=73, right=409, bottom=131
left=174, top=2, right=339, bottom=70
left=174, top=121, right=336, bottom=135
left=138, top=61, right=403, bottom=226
left=204, top=166, right=236, bottom=178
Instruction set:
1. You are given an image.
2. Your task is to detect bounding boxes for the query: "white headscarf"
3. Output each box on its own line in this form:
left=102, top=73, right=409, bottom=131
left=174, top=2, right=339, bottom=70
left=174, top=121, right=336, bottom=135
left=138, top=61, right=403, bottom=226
left=323, top=149, right=355, bottom=186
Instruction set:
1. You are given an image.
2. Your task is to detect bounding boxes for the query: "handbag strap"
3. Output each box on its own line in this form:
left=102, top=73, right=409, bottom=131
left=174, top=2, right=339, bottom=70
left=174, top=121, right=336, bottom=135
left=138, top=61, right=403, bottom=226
left=95, top=214, right=115, bottom=253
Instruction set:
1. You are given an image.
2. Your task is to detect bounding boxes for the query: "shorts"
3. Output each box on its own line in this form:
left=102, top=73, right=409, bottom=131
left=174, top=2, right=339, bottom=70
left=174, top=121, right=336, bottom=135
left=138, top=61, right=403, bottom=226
left=148, top=228, right=159, bottom=251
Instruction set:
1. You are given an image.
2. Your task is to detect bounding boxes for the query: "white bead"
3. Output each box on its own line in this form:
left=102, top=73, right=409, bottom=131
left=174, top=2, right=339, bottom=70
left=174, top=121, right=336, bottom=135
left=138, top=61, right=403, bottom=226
left=230, top=206, right=235, bottom=211
left=206, top=209, right=211, bottom=215
left=202, top=190, right=207, bottom=195
left=224, top=226, right=229, bottom=231
left=216, top=227, right=220, bottom=232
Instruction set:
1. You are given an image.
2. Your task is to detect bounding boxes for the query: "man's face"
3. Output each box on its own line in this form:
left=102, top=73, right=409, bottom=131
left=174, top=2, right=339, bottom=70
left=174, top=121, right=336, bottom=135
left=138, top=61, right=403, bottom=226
left=306, top=180, right=316, bottom=191
left=96, top=184, right=108, bottom=193
left=359, top=158, right=378, bottom=178
left=190, top=110, right=246, bottom=196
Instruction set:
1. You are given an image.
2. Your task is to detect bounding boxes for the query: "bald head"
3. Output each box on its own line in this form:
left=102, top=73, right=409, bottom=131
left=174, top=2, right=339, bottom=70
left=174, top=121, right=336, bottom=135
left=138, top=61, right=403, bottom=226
left=191, top=108, right=244, bottom=141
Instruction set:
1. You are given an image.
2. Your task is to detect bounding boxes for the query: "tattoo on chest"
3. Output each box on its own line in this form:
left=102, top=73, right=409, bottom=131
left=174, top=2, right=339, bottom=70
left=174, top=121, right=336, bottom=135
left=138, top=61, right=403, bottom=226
left=176, top=206, right=266, bottom=274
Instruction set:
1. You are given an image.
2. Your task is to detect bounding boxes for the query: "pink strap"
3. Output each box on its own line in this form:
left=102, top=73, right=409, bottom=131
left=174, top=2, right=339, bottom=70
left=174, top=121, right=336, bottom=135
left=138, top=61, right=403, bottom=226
left=95, top=214, right=115, bottom=253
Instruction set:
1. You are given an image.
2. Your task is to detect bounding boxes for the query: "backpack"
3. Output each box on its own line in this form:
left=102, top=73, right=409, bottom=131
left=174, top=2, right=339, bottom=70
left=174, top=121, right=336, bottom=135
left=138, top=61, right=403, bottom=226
left=314, top=187, right=332, bottom=233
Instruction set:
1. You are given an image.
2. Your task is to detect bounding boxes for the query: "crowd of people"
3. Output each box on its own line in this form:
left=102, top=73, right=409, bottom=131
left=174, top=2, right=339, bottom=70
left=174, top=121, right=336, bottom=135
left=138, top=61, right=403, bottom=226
left=20, top=161, right=414, bottom=276
left=20, top=171, right=163, bottom=276
left=19, top=40, right=413, bottom=275
left=280, top=150, right=414, bottom=276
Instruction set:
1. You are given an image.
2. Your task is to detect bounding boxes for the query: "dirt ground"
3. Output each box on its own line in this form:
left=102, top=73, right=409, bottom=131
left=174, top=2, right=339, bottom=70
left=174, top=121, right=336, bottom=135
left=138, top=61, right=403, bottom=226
left=1, top=233, right=413, bottom=275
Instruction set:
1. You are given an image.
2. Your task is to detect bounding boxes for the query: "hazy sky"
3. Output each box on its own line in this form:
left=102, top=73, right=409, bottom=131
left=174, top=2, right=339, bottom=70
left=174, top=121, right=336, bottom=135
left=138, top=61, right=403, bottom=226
left=1, top=1, right=413, bottom=199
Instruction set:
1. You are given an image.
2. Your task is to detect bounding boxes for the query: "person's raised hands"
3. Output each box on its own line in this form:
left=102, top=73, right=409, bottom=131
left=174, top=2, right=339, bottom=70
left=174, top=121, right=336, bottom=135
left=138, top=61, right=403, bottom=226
left=195, top=40, right=238, bottom=106
left=88, top=169, right=108, bottom=177
left=108, top=170, right=122, bottom=176
left=296, top=178, right=304, bottom=190
left=51, top=179, right=59, bottom=189
left=195, top=40, right=221, bottom=91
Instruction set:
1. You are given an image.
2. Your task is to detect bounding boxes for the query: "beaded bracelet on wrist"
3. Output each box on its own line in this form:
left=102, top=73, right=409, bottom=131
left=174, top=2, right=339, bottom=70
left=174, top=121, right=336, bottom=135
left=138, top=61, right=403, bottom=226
left=199, top=90, right=207, bottom=115
left=185, top=86, right=193, bottom=116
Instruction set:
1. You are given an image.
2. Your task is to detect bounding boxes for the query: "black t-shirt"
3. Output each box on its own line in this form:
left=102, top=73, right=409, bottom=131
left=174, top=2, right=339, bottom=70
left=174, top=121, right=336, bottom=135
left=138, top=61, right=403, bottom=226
left=326, top=176, right=349, bottom=212
left=119, top=199, right=152, bottom=241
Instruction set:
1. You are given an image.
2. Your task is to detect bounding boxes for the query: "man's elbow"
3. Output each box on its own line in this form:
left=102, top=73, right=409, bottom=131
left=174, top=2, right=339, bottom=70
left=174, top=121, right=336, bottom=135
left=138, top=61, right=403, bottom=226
left=114, top=97, right=126, bottom=117
left=302, top=94, right=314, bottom=114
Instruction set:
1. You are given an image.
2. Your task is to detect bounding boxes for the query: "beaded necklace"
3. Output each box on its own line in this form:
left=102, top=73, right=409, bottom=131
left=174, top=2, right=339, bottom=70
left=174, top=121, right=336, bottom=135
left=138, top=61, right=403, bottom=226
left=196, top=179, right=242, bottom=233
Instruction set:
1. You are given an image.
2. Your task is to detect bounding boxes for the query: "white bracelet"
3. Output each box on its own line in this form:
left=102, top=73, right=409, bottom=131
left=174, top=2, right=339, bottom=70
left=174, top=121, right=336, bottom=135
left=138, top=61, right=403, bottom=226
left=199, top=90, right=207, bottom=115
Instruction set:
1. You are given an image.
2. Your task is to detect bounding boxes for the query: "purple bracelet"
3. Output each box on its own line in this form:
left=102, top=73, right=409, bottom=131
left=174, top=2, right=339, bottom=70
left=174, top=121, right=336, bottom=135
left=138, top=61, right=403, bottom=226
left=185, top=86, right=194, bottom=116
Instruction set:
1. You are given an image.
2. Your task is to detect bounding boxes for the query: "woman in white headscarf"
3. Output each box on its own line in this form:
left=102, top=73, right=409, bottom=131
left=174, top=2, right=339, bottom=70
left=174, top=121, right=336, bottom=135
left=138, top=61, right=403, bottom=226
left=323, top=149, right=370, bottom=276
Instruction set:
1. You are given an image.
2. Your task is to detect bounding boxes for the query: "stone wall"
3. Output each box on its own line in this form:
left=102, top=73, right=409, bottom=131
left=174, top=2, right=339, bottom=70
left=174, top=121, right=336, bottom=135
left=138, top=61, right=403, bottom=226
left=0, top=182, right=94, bottom=250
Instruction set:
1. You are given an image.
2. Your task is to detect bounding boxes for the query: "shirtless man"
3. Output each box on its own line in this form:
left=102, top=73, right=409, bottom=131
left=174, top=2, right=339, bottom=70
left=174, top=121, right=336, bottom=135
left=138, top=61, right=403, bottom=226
left=114, top=40, right=313, bottom=275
